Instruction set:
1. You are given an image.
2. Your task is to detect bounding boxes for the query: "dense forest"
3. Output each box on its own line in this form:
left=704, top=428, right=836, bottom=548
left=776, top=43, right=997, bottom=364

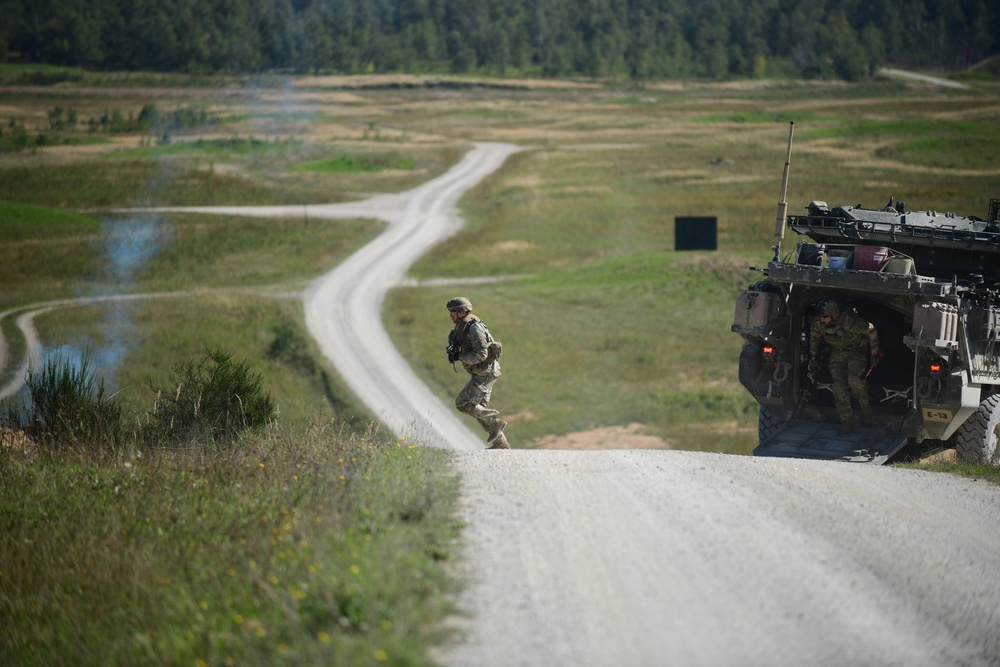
left=1, top=0, right=997, bottom=81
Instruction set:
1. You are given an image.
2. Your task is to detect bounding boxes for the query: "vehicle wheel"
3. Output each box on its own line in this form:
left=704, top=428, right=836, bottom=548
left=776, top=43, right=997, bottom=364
left=758, top=408, right=784, bottom=446
left=952, top=394, right=1000, bottom=465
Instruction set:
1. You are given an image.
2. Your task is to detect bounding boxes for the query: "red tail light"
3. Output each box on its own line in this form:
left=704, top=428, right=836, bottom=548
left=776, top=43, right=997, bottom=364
left=929, top=363, right=943, bottom=377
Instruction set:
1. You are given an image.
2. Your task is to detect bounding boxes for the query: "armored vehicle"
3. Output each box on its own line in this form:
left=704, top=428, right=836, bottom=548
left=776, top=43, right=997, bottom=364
left=733, top=123, right=1000, bottom=464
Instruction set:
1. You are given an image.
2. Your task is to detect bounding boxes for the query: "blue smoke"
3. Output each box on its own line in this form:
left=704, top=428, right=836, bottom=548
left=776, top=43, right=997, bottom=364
left=66, top=213, right=167, bottom=392
left=102, top=215, right=162, bottom=282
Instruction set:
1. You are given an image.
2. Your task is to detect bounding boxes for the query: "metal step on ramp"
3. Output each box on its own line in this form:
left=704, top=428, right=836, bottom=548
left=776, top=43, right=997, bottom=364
left=754, top=419, right=910, bottom=464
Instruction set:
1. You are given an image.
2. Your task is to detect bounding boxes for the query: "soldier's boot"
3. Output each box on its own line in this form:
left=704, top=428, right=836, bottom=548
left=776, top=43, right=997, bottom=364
left=839, top=416, right=859, bottom=436
left=861, top=406, right=875, bottom=425
left=488, top=432, right=510, bottom=450
left=487, top=420, right=508, bottom=444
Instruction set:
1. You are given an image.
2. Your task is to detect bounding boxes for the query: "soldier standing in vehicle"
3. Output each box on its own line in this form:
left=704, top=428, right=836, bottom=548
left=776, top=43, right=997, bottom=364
left=809, top=299, right=881, bottom=435
left=446, top=297, right=509, bottom=449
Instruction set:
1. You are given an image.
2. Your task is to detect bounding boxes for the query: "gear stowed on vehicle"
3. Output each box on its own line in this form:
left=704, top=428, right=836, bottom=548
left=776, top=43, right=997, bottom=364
left=733, top=122, right=1000, bottom=464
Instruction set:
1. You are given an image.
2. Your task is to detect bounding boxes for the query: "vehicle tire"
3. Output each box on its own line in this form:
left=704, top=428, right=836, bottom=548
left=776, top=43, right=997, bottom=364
left=758, top=408, right=784, bottom=446
left=952, top=394, right=1000, bottom=465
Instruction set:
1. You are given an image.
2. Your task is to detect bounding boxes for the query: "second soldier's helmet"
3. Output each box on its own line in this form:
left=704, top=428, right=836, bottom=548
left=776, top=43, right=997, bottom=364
left=817, top=298, right=840, bottom=318
left=446, top=297, right=473, bottom=312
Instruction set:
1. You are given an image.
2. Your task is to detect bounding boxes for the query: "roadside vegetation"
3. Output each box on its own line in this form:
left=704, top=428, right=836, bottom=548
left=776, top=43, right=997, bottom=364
left=1, top=353, right=459, bottom=666
left=2, top=67, right=999, bottom=663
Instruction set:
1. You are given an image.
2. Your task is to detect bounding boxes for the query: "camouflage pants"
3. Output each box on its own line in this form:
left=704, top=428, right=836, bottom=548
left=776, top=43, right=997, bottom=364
left=456, top=373, right=502, bottom=433
left=828, top=349, right=873, bottom=424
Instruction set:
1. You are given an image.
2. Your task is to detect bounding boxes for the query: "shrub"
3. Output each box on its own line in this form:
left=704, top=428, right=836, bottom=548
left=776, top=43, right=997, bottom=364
left=268, top=322, right=317, bottom=374
left=4, top=349, right=123, bottom=448
left=144, top=348, right=277, bottom=445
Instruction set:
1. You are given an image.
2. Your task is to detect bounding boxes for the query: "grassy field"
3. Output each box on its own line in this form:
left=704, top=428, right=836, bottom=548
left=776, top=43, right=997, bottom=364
left=1, top=426, right=461, bottom=666
left=2, top=66, right=1000, bottom=663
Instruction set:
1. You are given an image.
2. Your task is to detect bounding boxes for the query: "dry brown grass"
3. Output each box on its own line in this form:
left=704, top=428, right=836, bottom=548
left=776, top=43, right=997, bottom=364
left=0, top=427, right=36, bottom=455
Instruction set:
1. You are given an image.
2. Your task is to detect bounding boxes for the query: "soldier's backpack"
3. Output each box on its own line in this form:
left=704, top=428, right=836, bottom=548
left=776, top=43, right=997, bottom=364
left=482, top=321, right=503, bottom=360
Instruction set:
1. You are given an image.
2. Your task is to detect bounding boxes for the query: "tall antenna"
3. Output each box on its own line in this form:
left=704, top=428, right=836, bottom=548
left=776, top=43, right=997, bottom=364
left=773, top=121, right=795, bottom=261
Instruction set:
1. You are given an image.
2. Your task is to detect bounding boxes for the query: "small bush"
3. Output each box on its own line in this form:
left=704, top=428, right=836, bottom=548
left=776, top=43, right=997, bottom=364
left=4, top=349, right=123, bottom=448
left=144, top=348, right=277, bottom=445
left=268, top=322, right=318, bottom=375
left=0, top=119, right=31, bottom=153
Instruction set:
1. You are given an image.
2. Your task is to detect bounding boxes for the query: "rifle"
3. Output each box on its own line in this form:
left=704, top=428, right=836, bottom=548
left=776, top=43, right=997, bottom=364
left=446, top=330, right=459, bottom=372
left=789, top=366, right=815, bottom=424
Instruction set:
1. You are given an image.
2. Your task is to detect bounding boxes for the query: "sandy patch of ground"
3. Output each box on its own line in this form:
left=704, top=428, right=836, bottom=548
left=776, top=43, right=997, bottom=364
left=653, top=168, right=712, bottom=179
left=259, top=90, right=370, bottom=105
left=559, top=143, right=646, bottom=151
left=919, top=448, right=957, bottom=464
left=533, top=422, right=670, bottom=450
left=493, top=240, right=538, bottom=253
left=505, top=174, right=544, bottom=189
left=552, top=185, right=614, bottom=195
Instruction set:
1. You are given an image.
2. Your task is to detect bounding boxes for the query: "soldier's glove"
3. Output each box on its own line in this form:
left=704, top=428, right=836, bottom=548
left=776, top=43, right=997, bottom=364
left=447, top=331, right=458, bottom=363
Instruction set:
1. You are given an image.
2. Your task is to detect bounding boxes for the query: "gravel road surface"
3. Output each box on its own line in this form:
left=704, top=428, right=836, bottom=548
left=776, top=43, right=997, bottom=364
left=443, top=449, right=1000, bottom=667
left=878, top=67, right=969, bottom=90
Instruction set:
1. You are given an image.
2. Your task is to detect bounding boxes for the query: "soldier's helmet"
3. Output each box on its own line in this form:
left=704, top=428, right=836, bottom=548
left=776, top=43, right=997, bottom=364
left=817, top=298, right=839, bottom=319
left=446, top=297, right=473, bottom=312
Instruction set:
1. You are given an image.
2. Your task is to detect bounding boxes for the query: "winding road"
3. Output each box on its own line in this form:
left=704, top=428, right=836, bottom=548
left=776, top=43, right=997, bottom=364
left=4, top=141, right=1000, bottom=665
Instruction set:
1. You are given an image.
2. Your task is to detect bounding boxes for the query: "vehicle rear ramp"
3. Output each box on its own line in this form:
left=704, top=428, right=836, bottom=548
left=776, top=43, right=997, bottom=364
left=755, top=420, right=910, bottom=464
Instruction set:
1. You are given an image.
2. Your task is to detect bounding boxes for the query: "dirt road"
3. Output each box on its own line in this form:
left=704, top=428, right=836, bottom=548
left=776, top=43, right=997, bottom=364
left=878, top=67, right=970, bottom=90
left=444, top=450, right=1000, bottom=666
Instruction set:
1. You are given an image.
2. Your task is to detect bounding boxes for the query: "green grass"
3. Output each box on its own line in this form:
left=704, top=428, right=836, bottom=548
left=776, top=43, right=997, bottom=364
left=896, top=461, right=1000, bottom=485
left=0, top=203, right=105, bottom=308
left=876, top=135, right=1000, bottom=170
left=294, top=152, right=415, bottom=174
left=114, top=137, right=303, bottom=160
left=0, top=205, right=381, bottom=309
left=386, top=251, right=758, bottom=452
left=0, top=427, right=460, bottom=667
left=698, top=110, right=826, bottom=124
left=26, top=293, right=368, bottom=428
left=0, top=145, right=464, bottom=209
left=2, top=207, right=453, bottom=665
left=0, top=63, right=235, bottom=88
left=127, top=213, right=381, bottom=294
left=0, top=161, right=307, bottom=208
left=0, top=202, right=101, bottom=240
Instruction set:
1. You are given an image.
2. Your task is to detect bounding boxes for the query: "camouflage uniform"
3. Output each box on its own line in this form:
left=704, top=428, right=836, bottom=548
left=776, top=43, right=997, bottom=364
left=448, top=304, right=506, bottom=444
left=809, top=305, right=880, bottom=429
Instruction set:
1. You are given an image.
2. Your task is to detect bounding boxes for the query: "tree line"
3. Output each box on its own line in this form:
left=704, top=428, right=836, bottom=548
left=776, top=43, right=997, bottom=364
left=1, top=0, right=996, bottom=81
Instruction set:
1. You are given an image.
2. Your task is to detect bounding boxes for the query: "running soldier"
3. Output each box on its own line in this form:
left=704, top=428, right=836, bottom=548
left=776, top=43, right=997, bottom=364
left=446, top=297, right=509, bottom=449
left=809, top=298, right=882, bottom=434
